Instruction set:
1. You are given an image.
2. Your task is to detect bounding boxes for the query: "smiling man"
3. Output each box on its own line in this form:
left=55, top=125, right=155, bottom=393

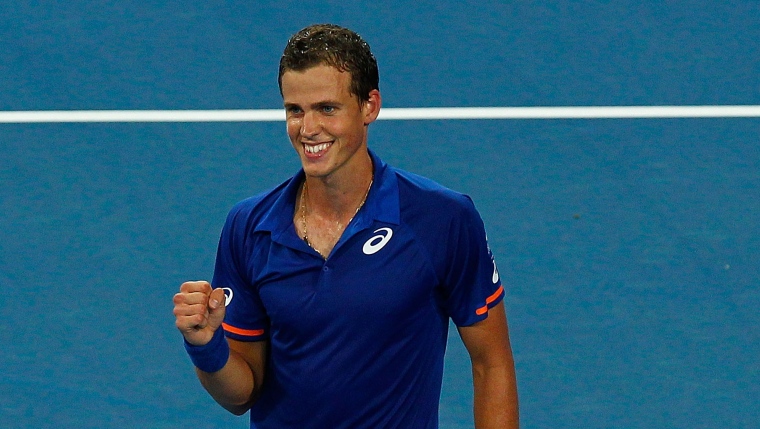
left=173, top=24, right=519, bottom=429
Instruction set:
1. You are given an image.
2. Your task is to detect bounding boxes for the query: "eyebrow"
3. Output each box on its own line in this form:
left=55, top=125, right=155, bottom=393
left=283, top=100, right=342, bottom=110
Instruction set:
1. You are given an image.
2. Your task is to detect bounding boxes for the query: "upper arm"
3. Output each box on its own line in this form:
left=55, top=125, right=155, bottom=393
left=457, top=303, right=520, bottom=428
left=228, top=338, right=268, bottom=398
left=458, top=302, right=513, bottom=368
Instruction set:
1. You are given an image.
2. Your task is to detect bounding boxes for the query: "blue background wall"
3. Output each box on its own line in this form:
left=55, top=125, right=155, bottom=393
left=2, top=2, right=758, bottom=428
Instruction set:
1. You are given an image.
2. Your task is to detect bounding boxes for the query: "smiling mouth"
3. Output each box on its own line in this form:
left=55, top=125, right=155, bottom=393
left=304, top=142, right=333, bottom=154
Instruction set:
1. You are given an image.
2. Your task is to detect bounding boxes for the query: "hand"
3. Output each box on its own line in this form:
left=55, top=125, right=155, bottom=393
left=173, top=281, right=227, bottom=346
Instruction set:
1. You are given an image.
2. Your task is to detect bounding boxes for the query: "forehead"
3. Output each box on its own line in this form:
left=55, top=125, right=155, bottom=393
left=281, top=64, right=354, bottom=103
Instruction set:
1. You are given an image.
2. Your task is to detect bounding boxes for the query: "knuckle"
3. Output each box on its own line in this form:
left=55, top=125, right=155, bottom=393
left=180, top=280, right=209, bottom=292
left=172, top=293, right=185, bottom=304
left=176, top=303, right=202, bottom=316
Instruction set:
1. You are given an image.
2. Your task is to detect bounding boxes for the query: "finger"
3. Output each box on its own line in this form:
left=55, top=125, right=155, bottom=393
left=172, top=303, right=208, bottom=317
left=174, top=291, right=212, bottom=306
left=176, top=314, right=208, bottom=332
left=206, top=288, right=227, bottom=330
left=179, top=281, right=212, bottom=294
left=208, top=288, right=227, bottom=310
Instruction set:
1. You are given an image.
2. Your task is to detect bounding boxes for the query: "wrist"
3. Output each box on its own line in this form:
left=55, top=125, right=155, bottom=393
left=183, top=328, right=230, bottom=373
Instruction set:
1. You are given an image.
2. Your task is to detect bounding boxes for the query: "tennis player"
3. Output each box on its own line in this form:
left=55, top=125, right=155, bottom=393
left=173, top=23, right=519, bottom=428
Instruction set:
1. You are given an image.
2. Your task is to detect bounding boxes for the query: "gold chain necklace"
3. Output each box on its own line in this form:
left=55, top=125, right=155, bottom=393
left=300, top=176, right=373, bottom=258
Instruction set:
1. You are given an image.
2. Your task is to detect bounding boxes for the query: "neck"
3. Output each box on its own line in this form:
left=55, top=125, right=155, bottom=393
left=302, top=171, right=372, bottom=222
left=302, top=154, right=374, bottom=219
left=299, top=170, right=373, bottom=258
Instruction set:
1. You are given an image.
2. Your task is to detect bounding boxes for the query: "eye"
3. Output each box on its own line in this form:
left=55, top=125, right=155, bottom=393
left=321, top=105, right=336, bottom=114
left=286, top=106, right=303, bottom=115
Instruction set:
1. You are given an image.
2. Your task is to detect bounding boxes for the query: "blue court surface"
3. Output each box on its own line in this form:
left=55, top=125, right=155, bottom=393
left=2, top=2, right=759, bottom=428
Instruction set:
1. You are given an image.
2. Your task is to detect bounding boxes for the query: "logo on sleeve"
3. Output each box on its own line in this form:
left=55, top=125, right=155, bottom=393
left=363, top=227, right=393, bottom=255
left=222, top=288, right=234, bottom=306
left=486, top=236, right=499, bottom=284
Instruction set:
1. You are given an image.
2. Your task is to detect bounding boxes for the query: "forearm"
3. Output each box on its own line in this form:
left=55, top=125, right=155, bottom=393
left=175, top=282, right=266, bottom=415
left=196, top=348, right=259, bottom=415
left=472, top=362, right=519, bottom=429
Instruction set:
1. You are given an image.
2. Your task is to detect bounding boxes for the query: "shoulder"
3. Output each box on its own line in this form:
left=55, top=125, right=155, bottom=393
left=223, top=179, right=291, bottom=231
left=392, top=167, right=478, bottom=219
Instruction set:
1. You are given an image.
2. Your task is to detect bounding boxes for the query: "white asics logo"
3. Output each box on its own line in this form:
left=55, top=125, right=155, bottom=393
left=486, top=234, right=499, bottom=284
left=222, top=288, right=234, bottom=306
left=363, top=227, right=393, bottom=255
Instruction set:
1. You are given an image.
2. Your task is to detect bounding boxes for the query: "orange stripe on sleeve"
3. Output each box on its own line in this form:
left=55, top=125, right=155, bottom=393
left=475, top=285, right=504, bottom=316
left=222, top=322, right=265, bottom=337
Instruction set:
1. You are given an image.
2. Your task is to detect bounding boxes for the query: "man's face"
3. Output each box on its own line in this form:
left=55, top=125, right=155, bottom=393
left=281, top=64, right=379, bottom=180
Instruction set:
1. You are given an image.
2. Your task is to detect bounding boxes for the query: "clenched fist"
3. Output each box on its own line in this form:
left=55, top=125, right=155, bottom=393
left=173, top=281, right=227, bottom=346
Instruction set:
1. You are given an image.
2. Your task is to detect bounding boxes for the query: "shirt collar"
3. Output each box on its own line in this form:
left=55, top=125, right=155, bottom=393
left=361, top=149, right=400, bottom=226
left=256, top=149, right=400, bottom=243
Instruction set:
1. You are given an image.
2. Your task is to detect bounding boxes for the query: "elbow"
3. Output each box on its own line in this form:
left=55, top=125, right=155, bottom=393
left=227, top=405, right=251, bottom=416
left=221, top=389, right=261, bottom=416
left=222, top=397, right=256, bottom=416
left=471, top=360, right=512, bottom=381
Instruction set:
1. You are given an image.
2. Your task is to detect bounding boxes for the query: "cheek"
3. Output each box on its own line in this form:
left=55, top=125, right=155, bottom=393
left=340, top=121, right=365, bottom=144
left=329, top=118, right=358, bottom=139
left=286, top=121, right=301, bottom=143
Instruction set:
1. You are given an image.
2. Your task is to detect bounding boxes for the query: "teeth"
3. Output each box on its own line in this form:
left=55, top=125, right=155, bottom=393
left=305, top=143, right=331, bottom=153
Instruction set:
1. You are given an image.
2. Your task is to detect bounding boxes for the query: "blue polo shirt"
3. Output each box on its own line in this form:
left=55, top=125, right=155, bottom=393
left=212, top=150, right=504, bottom=429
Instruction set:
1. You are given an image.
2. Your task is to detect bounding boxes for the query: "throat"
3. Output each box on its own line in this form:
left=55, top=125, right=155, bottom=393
left=298, top=176, right=373, bottom=258
left=300, top=216, right=345, bottom=258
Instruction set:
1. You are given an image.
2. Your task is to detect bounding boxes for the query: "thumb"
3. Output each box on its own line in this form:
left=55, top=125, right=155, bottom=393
left=206, top=288, right=227, bottom=331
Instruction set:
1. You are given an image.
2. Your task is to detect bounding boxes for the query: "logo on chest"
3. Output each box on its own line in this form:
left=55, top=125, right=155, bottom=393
left=362, top=227, right=394, bottom=255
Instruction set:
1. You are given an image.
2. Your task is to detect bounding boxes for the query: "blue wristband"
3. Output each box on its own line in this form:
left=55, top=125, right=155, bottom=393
left=184, top=328, right=230, bottom=373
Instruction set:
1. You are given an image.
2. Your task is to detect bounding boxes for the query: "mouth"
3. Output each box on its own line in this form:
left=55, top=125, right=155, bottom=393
left=303, top=142, right=333, bottom=156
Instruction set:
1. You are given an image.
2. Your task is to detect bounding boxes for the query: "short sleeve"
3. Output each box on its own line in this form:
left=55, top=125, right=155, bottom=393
left=211, top=204, right=269, bottom=342
left=441, top=196, right=504, bottom=327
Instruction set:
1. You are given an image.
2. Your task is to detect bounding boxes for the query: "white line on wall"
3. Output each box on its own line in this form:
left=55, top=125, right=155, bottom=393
left=1, top=105, right=759, bottom=123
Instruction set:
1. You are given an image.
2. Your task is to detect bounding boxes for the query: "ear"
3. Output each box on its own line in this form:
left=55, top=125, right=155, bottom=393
left=362, top=89, right=382, bottom=125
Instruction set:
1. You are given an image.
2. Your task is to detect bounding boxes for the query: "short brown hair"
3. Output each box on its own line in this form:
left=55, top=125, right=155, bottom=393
left=278, top=24, right=379, bottom=102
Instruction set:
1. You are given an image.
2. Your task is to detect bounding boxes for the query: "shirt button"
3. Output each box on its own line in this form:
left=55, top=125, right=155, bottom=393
left=323, top=266, right=329, bottom=272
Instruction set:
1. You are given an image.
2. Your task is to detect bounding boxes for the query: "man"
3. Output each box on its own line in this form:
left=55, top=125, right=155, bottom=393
left=173, top=24, right=519, bottom=428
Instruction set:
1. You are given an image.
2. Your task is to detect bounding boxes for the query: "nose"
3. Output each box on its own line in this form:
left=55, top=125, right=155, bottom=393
left=300, top=110, right=321, bottom=137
